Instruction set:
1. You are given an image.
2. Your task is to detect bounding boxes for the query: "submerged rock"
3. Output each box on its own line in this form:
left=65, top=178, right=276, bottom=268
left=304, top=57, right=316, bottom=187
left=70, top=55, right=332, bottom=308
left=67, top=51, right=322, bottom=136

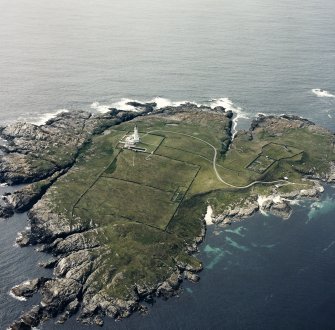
left=0, top=204, right=14, bottom=218
left=15, top=231, right=30, bottom=247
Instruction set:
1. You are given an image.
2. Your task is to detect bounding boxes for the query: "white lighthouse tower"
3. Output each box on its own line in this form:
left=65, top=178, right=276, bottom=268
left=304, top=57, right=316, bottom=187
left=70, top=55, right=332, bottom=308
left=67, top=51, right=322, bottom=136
left=122, top=124, right=141, bottom=149
left=133, top=125, right=140, bottom=143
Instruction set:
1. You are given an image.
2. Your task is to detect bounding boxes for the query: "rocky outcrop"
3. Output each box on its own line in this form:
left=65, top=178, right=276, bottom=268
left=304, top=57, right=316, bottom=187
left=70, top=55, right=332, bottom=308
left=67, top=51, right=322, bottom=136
left=184, top=271, right=200, bottom=283
left=11, top=278, right=48, bottom=299
left=214, top=199, right=259, bottom=225
left=78, top=292, right=138, bottom=326
left=10, top=278, right=82, bottom=329
left=0, top=113, right=90, bottom=184
left=38, top=257, right=58, bottom=269
left=4, top=170, right=64, bottom=213
left=125, top=101, right=157, bottom=112
left=28, top=205, right=74, bottom=244
left=40, top=278, right=82, bottom=314
left=49, top=231, right=100, bottom=255
left=10, top=305, right=43, bottom=330
left=326, top=161, right=335, bottom=183
left=214, top=181, right=325, bottom=225
left=269, top=201, right=292, bottom=219
left=10, top=209, right=206, bottom=328
left=249, top=114, right=315, bottom=133
left=0, top=109, right=150, bottom=185
left=15, top=231, right=30, bottom=247
left=10, top=217, right=205, bottom=328
left=0, top=203, right=14, bottom=218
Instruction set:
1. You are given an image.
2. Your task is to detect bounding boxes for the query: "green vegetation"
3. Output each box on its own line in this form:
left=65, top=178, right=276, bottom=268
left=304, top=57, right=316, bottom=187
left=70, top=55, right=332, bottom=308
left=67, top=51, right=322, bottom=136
left=104, top=150, right=198, bottom=193
left=46, top=112, right=334, bottom=300
left=262, top=143, right=302, bottom=160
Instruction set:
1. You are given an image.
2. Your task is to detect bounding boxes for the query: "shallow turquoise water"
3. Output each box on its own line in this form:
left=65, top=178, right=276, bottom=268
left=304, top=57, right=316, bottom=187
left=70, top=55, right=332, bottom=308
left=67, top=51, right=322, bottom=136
left=35, top=186, right=335, bottom=330
left=105, top=186, right=335, bottom=330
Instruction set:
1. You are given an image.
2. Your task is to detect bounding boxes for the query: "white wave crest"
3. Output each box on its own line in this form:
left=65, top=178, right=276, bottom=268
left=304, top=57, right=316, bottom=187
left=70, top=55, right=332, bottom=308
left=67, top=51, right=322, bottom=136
left=91, top=99, right=131, bottom=113
left=205, top=205, right=214, bottom=225
left=209, top=98, right=249, bottom=137
left=91, top=96, right=248, bottom=136
left=9, top=289, right=27, bottom=301
left=91, top=97, right=198, bottom=114
left=31, top=109, right=69, bottom=126
left=312, top=89, right=335, bottom=98
left=91, top=99, right=145, bottom=113
left=151, top=97, right=198, bottom=109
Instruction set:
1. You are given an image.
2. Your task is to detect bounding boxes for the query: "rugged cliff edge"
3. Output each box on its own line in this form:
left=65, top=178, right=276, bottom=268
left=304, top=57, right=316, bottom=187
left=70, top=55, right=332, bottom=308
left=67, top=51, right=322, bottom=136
left=1, top=104, right=334, bottom=329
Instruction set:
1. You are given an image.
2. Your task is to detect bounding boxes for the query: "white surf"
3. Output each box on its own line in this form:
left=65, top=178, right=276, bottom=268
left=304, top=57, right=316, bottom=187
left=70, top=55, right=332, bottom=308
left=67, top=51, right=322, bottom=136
left=312, top=88, right=335, bottom=98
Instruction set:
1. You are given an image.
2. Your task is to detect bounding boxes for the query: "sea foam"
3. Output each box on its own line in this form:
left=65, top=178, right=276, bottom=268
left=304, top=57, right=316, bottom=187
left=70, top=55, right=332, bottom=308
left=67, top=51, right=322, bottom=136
left=307, top=196, right=335, bottom=222
left=9, top=289, right=27, bottom=302
left=91, top=99, right=137, bottom=113
left=91, top=96, right=248, bottom=137
left=90, top=97, right=198, bottom=113
left=31, top=109, right=69, bottom=126
left=312, top=89, right=335, bottom=98
left=208, top=98, right=249, bottom=137
left=204, top=205, right=214, bottom=225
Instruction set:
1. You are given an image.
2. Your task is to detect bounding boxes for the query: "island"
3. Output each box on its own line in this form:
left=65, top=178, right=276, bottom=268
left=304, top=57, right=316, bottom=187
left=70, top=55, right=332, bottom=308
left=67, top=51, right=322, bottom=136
left=0, top=103, right=334, bottom=329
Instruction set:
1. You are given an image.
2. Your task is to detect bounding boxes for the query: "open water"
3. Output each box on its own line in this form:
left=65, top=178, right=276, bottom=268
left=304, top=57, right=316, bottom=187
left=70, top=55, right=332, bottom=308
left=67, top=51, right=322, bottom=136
left=0, top=0, right=335, bottom=329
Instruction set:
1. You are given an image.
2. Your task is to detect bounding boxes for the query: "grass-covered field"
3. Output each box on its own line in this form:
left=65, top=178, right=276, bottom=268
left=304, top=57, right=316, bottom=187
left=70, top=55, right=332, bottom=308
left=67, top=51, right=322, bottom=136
left=45, top=111, right=334, bottom=301
left=262, top=142, right=302, bottom=160
left=103, top=150, right=199, bottom=193
left=76, top=177, right=179, bottom=230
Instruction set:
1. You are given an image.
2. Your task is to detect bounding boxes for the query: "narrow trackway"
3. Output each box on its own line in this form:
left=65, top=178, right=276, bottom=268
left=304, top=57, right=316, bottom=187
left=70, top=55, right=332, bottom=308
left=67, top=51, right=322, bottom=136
left=145, top=129, right=302, bottom=189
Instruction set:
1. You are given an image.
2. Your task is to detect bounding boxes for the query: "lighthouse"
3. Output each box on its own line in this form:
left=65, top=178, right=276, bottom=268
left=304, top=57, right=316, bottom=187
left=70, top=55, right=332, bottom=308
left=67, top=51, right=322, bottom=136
left=122, top=124, right=141, bottom=149
left=133, top=125, right=140, bottom=143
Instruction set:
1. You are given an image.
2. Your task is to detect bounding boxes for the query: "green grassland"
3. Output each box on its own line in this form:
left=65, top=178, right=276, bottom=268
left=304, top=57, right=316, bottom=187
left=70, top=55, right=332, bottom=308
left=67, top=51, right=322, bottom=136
left=262, top=143, right=302, bottom=160
left=46, top=112, right=334, bottom=300
left=76, top=177, right=179, bottom=230
left=103, top=150, right=199, bottom=193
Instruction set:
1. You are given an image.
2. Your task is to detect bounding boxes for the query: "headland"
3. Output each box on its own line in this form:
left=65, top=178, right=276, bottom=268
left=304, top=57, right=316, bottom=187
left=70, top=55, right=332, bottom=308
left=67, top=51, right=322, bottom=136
left=0, top=102, right=334, bottom=329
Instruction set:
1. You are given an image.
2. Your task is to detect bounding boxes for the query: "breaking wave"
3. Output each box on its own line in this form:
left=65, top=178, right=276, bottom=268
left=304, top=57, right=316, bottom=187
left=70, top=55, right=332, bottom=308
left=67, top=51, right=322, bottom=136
left=90, top=97, right=249, bottom=136
left=9, top=289, right=26, bottom=302
left=312, top=89, right=335, bottom=98
left=90, top=97, right=198, bottom=113
left=30, top=109, right=69, bottom=126
left=207, top=97, right=249, bottom=137
left=90, top=101, right=113, bottom=113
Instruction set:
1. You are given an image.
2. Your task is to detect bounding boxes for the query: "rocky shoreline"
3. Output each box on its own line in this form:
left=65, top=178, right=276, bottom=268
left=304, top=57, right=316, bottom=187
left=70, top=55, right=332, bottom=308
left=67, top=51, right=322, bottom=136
left=9, top=220, right=206, bottom=330
left=1, top=103, right=219, bottom=329
left=213, top=114, right=335, bottom=225
left=1, top=106, right=334, bottom=329
left=213, top=180, right=330, bottom=226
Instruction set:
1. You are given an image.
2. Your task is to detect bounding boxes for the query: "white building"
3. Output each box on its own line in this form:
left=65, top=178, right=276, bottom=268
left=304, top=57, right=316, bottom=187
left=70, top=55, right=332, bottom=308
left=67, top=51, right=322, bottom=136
left=133, top=125, right=140, bottom=143
left=124, top=125, right=140, bottom=148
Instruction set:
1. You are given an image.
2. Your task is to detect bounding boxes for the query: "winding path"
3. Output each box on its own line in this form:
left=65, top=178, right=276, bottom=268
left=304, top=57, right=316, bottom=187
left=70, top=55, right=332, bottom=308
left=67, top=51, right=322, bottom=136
left=145, top=129, right=302, bottom=189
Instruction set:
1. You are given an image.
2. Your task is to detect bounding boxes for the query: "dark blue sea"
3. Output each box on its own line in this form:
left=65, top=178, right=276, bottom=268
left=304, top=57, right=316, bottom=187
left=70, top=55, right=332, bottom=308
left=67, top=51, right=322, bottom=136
left=0, top=0, right=335, bottom=329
